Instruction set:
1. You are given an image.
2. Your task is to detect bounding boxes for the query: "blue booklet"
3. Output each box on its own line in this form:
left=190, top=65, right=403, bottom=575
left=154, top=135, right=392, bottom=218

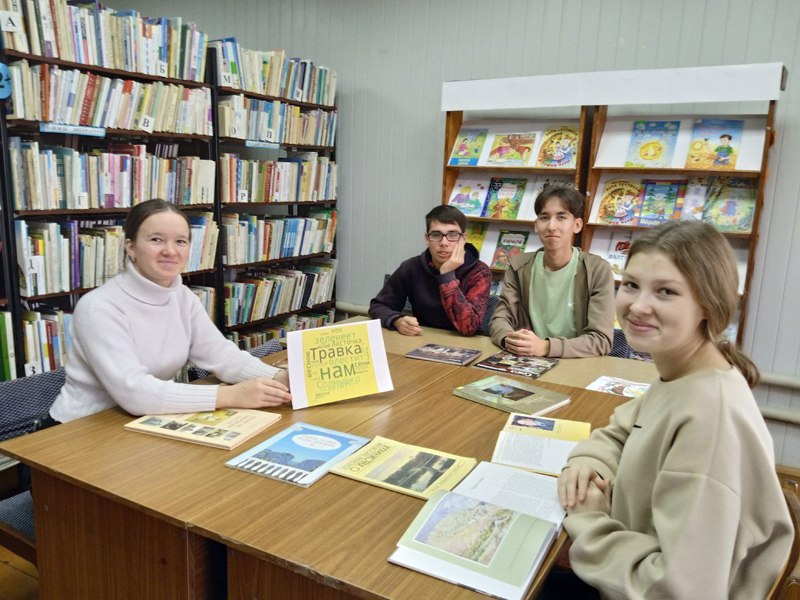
left=225, top=422, right=370, bottom=487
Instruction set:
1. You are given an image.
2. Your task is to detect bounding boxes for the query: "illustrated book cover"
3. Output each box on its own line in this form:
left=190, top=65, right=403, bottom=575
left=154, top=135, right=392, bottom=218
left=405, top=343, right=482, bottom=366
left=535, top=125, right=579, bottom=169
left=448, top=128, right=488, bottom=166
left=287, top=319, right=394, bottom=410
left=701, top=177, right=756, bottom=233
left=637, top=179, right=686, bottom=226
left=591, top=179, right=644, bottom=225
left=483, top=132, right=538, bottom=167
left=680, top=177, right=710, bottom=221
left=389, top=461, right=564, bottom=600
left=447, top=175, right=489, bottom=217
left=684, top=118, right=744, bottom=170
left=605, top=228, right=634, bottom=281
left=225, top=422, right=370, bottom=487
left=330, top=436, right=477, bottom=499
left=464, top=221, right=489, bottom=252
left=624, top=120, right=680, bottom=168
left=491, top=230, right=528, bottom=270
left=474, top=352, right=559, bottom=379
left=453, top=375, right=570, bottom=416
left=492, top=413, right=591, bottom=476
left=481, top=177, right=528, bottom=220
left=124, top=409, right=281, bottom=450
left=586, top=375, right=651, bottom=399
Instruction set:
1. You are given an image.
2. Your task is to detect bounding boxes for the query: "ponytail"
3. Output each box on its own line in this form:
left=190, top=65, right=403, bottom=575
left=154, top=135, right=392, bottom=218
left=717, top=340, right=760, bottom=388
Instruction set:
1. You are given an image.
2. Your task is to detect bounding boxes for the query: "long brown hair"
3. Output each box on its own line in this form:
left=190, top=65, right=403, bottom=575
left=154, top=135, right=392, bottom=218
left=626, top=220, right=759, bottom=387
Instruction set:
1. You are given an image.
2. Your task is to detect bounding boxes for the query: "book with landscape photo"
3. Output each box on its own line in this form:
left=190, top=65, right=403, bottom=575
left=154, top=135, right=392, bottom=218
left=586, top=375, right=651, bottom=399
left=330, top=436, right=477, bottom=499
left=535, top=125, right=579, bottom=169
left=483, top=132, right=538, bottom=167
left=701, top=177, right=757, bottom=233
left=684, top=118, right=744, bottom=170
left=124, top=409, right=281, bottom=450
left=447, top=175, right=489, bottom=217
left=464, top=221, right=489, bottom=252
left=624, top=120, right=680, bottom=168
left=225, top=422, right=370, bottom=487
left=492, top=413, right=591, bottom=476
left=591, top=179, right=643, bottom=225
left=481, top=177, right=527, bottom=220
left=453, top=375, right=570, bottom=416
left=491, top=230, right=528, bottom=270
left=637, top=180, right=686, bottom=226
left=287, top=319, right=394, bottom=409
left=448, top=128, right=488, bottom=166
left=406, top=343, right=482, bottom=366
left=389, top=461, right=565, bottom=600
left=474, top=352, right=559, bottom=379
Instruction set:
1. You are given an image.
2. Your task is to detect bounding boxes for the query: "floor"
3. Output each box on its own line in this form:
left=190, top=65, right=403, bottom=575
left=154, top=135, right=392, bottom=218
left=0, top=546, right=37, bottom=600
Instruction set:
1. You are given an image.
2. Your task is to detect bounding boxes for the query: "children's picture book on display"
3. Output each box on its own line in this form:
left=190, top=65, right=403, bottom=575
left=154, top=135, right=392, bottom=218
left=330, top=436, right=477, bottom=499
left=389, top=461, right=565, bottom=600
left=624, top=120, right=680, bottom=168
left=491, top=230, right=528, bottom=270
left=474, top=352, right=559, bottom=379
left=448, top=128, right=488, bottom=166
left=464, top=221, right=489, bottom=252
left=447, top=175, right=489, bottom=217
left=287, top=319, right=393, bottom=410
left=482, top=177, right=527, bottom=220
left=225, top=422, right=370, bottom=486
left=124, top=409, right=281, bottom=450
left=483, top=132, right=538, bottom=167
left=453, top=375, right=570, bottom=416
left=492, top=413, right=591, bottom=476
left=684, top=118, right=744, bottom=170
left=637, top=180, right=686, bottom=226
left=535, top=125, right=579, bottom=169
left=701, top=177, right=756, bottom=233
left=586, top=376, right=651, bottom=399
left=680, top=177, right=709, bottom=221
left=406, top=343, right=482, bottom=366
left=604, top=229, right=634, bottom=281
left=591, top=179, right=643, bottom=225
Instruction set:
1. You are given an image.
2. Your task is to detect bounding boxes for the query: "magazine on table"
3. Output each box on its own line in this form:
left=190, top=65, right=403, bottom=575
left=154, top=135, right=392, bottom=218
left=405, top=343, right=482, bottom=366
left=474, top=351, right=559, bottom=379
left=453, top=374, right=570, bottom=416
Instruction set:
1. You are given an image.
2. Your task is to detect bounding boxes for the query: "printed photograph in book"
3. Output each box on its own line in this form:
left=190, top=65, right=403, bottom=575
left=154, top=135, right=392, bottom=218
left=448, top=128, right=488, bottom=166
left=482, top=177, right=527, bottom=220
left=485, top=132, right=538, bottom=166
left=448, top=176, right=489, bottom=217
left=474, top=352, right=559, bottom=379
left=491, top=230, right=528, bottom=270
left=405, top=343, right=482, bottom=366
left=586, top=376, right=650, bottom=399
left=594, top=179, right=643, bottom=225
left=684, top=118, right=744, bottom=170
left=453, top=374, right=569, bottom=415
left=535, top=125, right=579, bottom=168
left=701, top=177, right=756, bottom=233
left=637, top=180, right=686, bottom=226
left=464, top=221, right=488, bottom=252
left=624, top=120, right=680, bottom=168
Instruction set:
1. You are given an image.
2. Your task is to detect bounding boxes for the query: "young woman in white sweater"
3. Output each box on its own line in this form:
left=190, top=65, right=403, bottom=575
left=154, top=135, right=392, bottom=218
left=544, top=220, right=792, bottom=600
left=49, top=199, right=291, bottom=424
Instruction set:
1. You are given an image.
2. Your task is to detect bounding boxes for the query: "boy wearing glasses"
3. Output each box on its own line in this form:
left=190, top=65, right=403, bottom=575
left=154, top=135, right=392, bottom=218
left=369, top=205, right=491, bottom=336
left=490, top=186, right=614, bottom=357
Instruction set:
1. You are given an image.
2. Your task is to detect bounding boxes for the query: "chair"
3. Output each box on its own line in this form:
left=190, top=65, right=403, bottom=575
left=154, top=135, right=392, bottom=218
left=480, top=294, right=500, bottom=336
left=188, top=338, right=284, bottom=380
left=768, top=478, right=800, bottom=600
left=0, top=366, right=67, bottom=566
left=610, top=328, right=632, bottom=358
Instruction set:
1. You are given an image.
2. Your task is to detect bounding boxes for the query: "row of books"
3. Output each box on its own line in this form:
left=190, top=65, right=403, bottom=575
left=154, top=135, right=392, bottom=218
left=223, top=259, right=337, bottom=327
left=218, top=94, right=337, bottom=146
left=6, top=59, right=213, bottom=134
left=184, top=211, right=219, bottom=272
left=8, top=139, right=216, bottom=210
left=209, top=37, right=337, bottom=106
left=590, top=176, right=756, bottom=233
left=221, top=211, right=337, bottom=266
left=224, top=308, right=335, bottom=348
left=448, top=123, right=579, bottom=169
left=0, top=312, right=18, bottom=381
left=447, top=174, right=574, bottom=220
left=219, top=152, right=338, bottom=204
left=189, top=284, right=215, bottom=320
left=21, top=306, right=73, bottom=376
left=0, top=0, right=208, bottom=81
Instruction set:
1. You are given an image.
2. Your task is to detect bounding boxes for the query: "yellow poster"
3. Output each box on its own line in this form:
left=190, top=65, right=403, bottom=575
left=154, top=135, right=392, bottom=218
left=287, top=319, right=393, bottom=409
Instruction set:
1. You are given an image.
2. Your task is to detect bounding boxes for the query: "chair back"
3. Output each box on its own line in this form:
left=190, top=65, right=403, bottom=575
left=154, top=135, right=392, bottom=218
left=480, top=295, right=500, bottom=336
left=768, top=478, right=800, bottom=600
left=0, top=367, right=65, bottom=442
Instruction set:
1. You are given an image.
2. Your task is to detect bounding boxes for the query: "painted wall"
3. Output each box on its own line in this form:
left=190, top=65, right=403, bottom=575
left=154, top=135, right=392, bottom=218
left=126, top=0, right=800, bottom=464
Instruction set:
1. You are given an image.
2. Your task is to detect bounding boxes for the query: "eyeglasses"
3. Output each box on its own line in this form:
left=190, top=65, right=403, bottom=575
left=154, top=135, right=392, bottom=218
left=426, top=231, right=464, bottom=242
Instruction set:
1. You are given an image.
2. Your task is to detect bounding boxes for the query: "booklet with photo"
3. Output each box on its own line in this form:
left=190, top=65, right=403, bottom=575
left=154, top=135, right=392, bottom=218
left=330, top=436, right=476, bottom=499
left=492, top=413, right=591, bottom=476
left=586, top=375, right=651, bottom=399
left=474, top=351, right=559, bottom=379
left=287, top=319, right=393, bottom=409
left=124, top=409, right=281, bottom=450
left=405, top=343, right=482, bottom=366
left=453, top=375, right=570, bottom=416
left=225, top=422, right=370, bottom=487
left=389, top=461, right=565, bottom=600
